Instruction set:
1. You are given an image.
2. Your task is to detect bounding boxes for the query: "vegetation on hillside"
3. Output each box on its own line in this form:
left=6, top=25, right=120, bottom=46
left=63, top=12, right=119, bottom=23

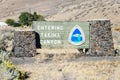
left=5, top=12, right=45, bottom=27
left=5, top=19, right=15, bottom=26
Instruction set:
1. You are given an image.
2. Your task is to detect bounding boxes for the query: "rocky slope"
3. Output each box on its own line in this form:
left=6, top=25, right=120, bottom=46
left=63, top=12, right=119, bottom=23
left=0, top=0, right=69, bottom=21
left=0, top=0, right=120, bottom=24
left=46, top=0, right=120, bottom=24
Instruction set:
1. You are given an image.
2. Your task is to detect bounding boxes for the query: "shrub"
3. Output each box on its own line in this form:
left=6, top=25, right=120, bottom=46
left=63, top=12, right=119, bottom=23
left=33, top=12, right=45, bottom=21
left=5, top=19, right=21, bottom=27
left=0, top=50, right=10, bottom=62
left=5, top=12, right=45, bottom=27
left=13, top=22, right=21, bottom=27
left=19, top=12, right=34, bottom=26
left=0, top=27, right=14, bottom=51
left=0, top=35, right=4, bottom=50
left=0, top=50, right=28, bottom=80
left=37, top=14, right=46, bottom=21
left=19, top=12, right=45, bottom=26
left=5, top=19, right=15, bottom=26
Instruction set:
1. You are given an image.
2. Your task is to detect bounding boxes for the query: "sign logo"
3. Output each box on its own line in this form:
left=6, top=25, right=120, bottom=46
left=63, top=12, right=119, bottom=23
left=32, top=21, right=89, bottom=48
left=69, top=25, right=85, bottom=45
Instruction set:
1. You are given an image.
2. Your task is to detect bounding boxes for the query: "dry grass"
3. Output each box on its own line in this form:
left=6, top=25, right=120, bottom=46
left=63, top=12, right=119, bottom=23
left=112, top=26, right=120, bottom=50
left=15, top=58, right=120, bottom=80
left=112, top=25, right=120, bottom=32
left=46, top=0, right=120, bottom=24
left=114, top=27, right=120, bottom=32
left=0, top=0, right=120, bottom=24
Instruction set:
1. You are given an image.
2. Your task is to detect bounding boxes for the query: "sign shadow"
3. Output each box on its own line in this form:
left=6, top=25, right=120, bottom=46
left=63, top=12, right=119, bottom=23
left=35, top=32, right=41, bottom=48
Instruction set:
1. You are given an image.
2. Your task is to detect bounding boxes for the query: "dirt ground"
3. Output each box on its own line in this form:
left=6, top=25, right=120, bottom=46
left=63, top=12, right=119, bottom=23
left=0, top=0, right=120, bottom=24
left=12, top=54, right=120, bottom=80
left=1, top=0, right=120, bottom=80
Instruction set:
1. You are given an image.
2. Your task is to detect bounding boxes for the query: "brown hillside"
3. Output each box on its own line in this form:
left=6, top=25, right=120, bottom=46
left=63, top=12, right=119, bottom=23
left=0, top=0, right=120, bottom=24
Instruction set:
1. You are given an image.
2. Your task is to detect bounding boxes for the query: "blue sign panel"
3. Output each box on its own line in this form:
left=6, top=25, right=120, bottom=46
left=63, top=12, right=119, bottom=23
left=69, top=25, right=85, bottom=45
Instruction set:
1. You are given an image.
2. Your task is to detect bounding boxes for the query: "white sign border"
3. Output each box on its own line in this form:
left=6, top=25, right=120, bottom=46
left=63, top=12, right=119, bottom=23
left=68, top=25, right=85, bottom=45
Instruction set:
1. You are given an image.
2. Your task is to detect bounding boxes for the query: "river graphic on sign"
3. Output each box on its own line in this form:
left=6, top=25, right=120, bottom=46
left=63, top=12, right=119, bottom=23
left=69, top=25, right=85, bottom=45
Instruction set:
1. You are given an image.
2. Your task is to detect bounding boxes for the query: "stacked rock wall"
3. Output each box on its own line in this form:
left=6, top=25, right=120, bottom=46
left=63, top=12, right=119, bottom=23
left=13, top=20, right=115, bottom=57
left=89, top=20, right=114, bottom=56
left=14, top=31, right=36, bottom=57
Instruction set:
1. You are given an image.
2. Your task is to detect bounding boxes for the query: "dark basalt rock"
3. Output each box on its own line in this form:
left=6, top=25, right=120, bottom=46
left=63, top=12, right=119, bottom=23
left=89, top=19, right=114, bottom=56
left=13, top=30, right=36, bottom=57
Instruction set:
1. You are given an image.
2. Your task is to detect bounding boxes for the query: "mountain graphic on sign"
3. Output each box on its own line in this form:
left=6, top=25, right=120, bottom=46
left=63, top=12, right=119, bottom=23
left=69, top=25, right=85, bottom=45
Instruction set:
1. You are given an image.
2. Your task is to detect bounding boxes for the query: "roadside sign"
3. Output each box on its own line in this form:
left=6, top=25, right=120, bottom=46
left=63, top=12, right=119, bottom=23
left=32, top=21, right=90, bottom=48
